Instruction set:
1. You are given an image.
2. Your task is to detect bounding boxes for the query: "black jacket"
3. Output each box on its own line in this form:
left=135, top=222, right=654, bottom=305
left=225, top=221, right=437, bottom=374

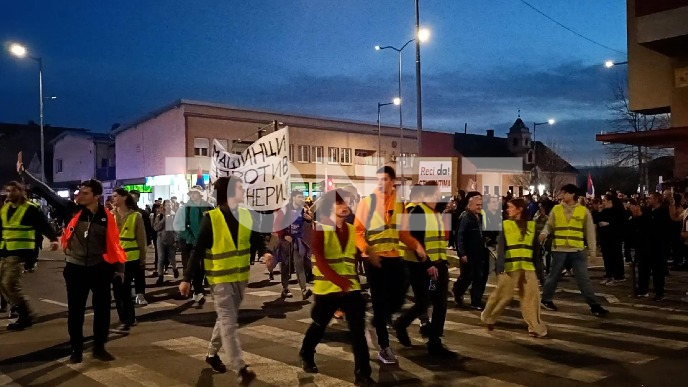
left=456, top=210, right=487, bottom=261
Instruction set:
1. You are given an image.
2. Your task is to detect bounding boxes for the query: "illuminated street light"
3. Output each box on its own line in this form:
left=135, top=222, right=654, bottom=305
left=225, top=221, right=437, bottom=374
left=605, top=60, right=628, bottom=68
left=9, top=43, right=27, bottom=58
left=417, top=28, right=431, bottom=43
left=393, top=97, right=401, bottom=105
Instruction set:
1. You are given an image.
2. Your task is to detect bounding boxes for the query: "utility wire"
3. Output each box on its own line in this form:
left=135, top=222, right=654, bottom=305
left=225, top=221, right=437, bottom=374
left=518, top=0, right=627, bottom=55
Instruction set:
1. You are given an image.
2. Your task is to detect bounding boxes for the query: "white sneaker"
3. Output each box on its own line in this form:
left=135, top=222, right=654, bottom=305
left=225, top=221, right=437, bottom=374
left=378, top=347, right=399, bottom=364
left=194, top=293, right=206, bottom=304
left=600, top=278, right=612, bottom=285
left=135, top=294, right=148, bottom=306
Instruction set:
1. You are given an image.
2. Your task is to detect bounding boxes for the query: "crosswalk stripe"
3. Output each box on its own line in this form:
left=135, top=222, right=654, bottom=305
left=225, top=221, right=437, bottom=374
left=300, top=316, right=606, bottom=383
left=0, top=370, right=21, bottom=387
left=536, top=308, right=687, bottom=334
left=440, top=320, right=656, bottom=364
left=62, top=361, right=188, bottom=387
left=153, top=336, right=353, bottom=387
left=293, top=319, right=526, bottom=386
left=552, top=299, right=688, bottom=323
left=447, top=308, right=688, bottom=350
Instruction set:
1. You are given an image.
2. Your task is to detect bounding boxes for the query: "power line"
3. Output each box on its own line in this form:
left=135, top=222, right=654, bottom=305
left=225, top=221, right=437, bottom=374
left=518, top=0, right=627, bottom=55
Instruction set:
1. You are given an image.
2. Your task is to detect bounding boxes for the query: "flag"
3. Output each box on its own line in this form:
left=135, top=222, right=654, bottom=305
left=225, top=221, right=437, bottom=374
left=586, top=172, right=595, bottom=198
left=196, top=165, right=205, bottom=189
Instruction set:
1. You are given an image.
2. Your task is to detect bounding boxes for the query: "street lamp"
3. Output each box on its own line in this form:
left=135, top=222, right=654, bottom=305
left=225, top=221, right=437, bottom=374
left=605, top=60, right=628, bottom=68
left=377, top=98, right=401, bottom=167
left=376, top=28, right=429, bottom=195
left=8, top=42, right=46, bottom=182
left=532, top=119, right=555, bottom=183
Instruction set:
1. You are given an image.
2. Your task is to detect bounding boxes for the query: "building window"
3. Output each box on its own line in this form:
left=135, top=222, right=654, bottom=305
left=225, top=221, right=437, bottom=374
left=194, top=137, right=209, bottom=156
left=508, top=185, right=514, bottom=194
left=525, top=139, right=530, bottom=146
left=328, top=147, right=339, bottom=164
left=527, top=151, right=533, bottom=163
left=483, top=185, right=489, bottom=195
left=297, top=145, right=310, bottom=163
left=289, top=145, right=294, bottom=162
left=214, top=138, right=229, bottom=151
left=494, top=186, right=500, bottom=196
left=56, top=159, right=63, bottom=174
left=340, top=148, right=352, bottom=165
left=512, top=138, right=518, bottom=147
left=312, top=146, right=324, bottom=164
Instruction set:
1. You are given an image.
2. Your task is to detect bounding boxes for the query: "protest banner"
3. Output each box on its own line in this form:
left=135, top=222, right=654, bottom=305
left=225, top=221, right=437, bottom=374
left=210, top=127, right=290, bottom=211
left=417, top=160, right=452, bottom=193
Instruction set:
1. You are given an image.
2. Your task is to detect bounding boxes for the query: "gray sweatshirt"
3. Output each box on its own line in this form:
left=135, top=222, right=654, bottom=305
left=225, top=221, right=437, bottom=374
left=540, top=202, right=597, bottom=254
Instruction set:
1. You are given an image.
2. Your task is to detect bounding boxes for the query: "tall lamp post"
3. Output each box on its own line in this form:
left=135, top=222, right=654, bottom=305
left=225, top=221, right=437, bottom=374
left=375, top=29, right=429, bottom=195
left=9, top=43, right=46, bottom=182
left=532, top=119, right=555, bottom=188
left=377, top=98, right=401, bottom=167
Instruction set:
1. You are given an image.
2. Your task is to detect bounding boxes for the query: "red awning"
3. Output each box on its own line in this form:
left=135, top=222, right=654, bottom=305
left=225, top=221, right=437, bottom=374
left=595, top=126, right=688, bottom=147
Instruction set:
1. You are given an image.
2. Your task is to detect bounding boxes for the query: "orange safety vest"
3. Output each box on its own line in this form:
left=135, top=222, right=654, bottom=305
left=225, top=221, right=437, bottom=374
left=61, top=209, right=126, bottom=264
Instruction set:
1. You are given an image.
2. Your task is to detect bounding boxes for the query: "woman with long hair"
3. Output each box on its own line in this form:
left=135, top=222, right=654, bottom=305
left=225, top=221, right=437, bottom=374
left=481, top=198, right=547, bottom=337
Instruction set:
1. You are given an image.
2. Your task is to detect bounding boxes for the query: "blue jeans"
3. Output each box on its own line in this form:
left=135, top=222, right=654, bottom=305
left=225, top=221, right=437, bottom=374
left=156, top=240, right=177, bottom=275
left=541, top=250, right=601, bottom=306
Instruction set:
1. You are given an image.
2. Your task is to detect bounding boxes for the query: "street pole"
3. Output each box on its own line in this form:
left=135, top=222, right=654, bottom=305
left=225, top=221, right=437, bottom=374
left=397, top=49, right=404, bottom=198
left=39, top=57, right=45, bottom=182
left=415, top=0, right=423, bottom=157
left=377, top=103, right=382, bottom=168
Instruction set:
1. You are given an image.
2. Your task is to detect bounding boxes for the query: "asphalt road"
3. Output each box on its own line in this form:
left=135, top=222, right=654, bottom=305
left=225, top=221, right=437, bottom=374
left=2, top=247, right=688, bottom=387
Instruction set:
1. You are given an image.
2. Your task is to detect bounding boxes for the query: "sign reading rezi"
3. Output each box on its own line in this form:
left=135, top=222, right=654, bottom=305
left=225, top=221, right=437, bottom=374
left=418, top=161, right=452, bottom=193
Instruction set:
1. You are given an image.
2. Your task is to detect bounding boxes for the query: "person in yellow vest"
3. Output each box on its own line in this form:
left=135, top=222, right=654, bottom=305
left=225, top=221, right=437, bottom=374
left=354, top=166, right=425, bottom=365
left=400, top=184, right=431, bottom=336
left=299, top=188, right=377, bottom=386
left=180, top=176, right=272, bottom=385
left=481, top=198, right=547, bottom=337
left=0, top=181, right=59, bottom=330
left=110, top=188, right=147, bottom=334
left=394, top=181, right=457, bottom=357
left=539, top=184, right=609, bottom=317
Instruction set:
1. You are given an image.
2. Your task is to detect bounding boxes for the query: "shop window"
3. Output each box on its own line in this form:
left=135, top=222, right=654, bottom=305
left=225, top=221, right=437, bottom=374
left=312, top=146, right=324, bottom=164
left=194, top=138, right=209, bottom=156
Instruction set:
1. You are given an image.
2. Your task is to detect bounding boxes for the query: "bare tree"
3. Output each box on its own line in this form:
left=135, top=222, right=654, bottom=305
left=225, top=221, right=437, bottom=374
left=536, top=139, right=575, bottom=195
left=606, top=82, right=670, bottom=190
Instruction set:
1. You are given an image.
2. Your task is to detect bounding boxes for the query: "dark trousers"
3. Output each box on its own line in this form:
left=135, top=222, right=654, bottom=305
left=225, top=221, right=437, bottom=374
left=134, top=257, right=146, bottom=295
left=637, top=253, right=667, bottom=297
left=152, top=233, right=159, bottom=270
left=601, top=237, right=625, bottom=279
left=63, top=262, right=113, bottom=351
left=113, top=261, right=138, bottom=326
left=397, top=261, right=449, bottom=344
left=301, top=291, right=371, bottom=377
left=365, top=258, right=406, bottom=349
left=180, top=240, right=205, bottom=295
left=453, top=252, right=489, bottom=306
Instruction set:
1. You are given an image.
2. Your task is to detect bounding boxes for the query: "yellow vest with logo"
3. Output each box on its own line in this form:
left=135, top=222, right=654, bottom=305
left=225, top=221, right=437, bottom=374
left=312, top=223, right=361, bottom=295
left=119, top=212, right=140, bottom=261
left=419, top=203, right=447, bottom=262
left=1, top=202, right=36, bottom=251
left=205, top=207, right=252, bottom=285
left=552, top=205, right=586, bottom=249
left=402, top=202, right=418, bottom=262
left=365, top=195, right=403, bottom=256
left=503, top=220, right=536, bottom=272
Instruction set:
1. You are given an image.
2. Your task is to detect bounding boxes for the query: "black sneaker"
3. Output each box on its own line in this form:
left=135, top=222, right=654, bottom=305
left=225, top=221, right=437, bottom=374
left=541, top=301, right=557, bottom=311
left=653, top=295, right=666, bottom=302
left=7, top=317, right=32, bottom=331
left=419, top=322, right=431, bottom=338
left=110, top=324, right=131, bottom=334
left=590, top=305, right=609, bottom=317
left=354, top=373, right=378, bottom=387
left=269, top=273, right=274, bottom=281
left=237, top=365, right=256, bottom=386
left=427, top=342, right=458, bottom=358
left=302, top=289, right=313, bottom=301
left=69, top=350, right=83, bottom=364
left=205, top=355, right=227, bottom=373
left=92, top=346, right=115, bottom=362
left=155, top=276, right=164, bottom=286
left=299, top=351, right=318, bottom=373
left=392, top=320, right=412, bottom=348
left=173, top=269, right=180, bottom=279
left=469, top=304, right=484, bottom=311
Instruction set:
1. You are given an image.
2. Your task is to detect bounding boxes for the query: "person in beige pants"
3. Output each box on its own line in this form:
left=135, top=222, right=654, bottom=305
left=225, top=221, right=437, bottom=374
left=481, top=198, right=547, bottom=338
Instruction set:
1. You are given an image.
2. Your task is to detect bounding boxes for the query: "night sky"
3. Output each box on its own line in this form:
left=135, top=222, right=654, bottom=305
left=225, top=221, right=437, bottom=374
left=1, top=1, right=627, bottom=166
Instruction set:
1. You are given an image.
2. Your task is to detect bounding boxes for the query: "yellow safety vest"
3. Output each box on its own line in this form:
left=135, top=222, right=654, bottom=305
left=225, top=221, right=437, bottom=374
left=119, top=212, right=140, bottom=261
left=205, top=207, right=253, bottom=285
left=552, top=205, right=586, bottom=249
left=402, top=202, right=418, bottom=262
left=480, top=209, right=487, bottom=230
left=0, top=202, right=36, bottom=251
left=419, top=203, right=447, bottom=262
left=503, top=220, right=536, bottom=272
left=312, top=223, right=361, bottom=295
left=365, top=195, right=403, bottom=256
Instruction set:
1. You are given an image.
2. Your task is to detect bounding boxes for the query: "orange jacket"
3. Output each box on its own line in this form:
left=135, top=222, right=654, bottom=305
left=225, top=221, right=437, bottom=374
left=62, top=209, right=126, bottom=264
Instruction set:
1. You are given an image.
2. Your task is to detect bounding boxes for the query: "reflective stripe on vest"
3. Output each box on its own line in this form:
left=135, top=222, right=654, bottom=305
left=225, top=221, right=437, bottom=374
left=503, top=220, right=535, bottom=272
left=419, top=203, right=447, bottom=262
left=552, top=205, right=586, bottom=249
left=1, top=203, right=36, bottom=251
left=402, top=202, right=418, bottom=262
left=205, top=207, right=253, bottom=285
left=365, top=196, right=402, bottom=256
left=119, top=212, right=140, bottom=261
left=312, top=223, right=361, bottom=295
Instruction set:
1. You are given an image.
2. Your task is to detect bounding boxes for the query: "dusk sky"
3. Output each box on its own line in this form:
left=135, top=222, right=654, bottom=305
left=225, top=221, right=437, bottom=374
left=1, top=1, right=628, bottom=166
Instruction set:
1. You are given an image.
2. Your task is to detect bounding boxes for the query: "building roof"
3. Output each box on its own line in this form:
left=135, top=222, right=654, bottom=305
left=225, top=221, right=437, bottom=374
left=453, top=132, right=577, bottom=174
left=595, top=126, right=688, bottom=147
left=508, top=118, right=530, bottom=134
left=49, top=130, right=114, bottom=145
